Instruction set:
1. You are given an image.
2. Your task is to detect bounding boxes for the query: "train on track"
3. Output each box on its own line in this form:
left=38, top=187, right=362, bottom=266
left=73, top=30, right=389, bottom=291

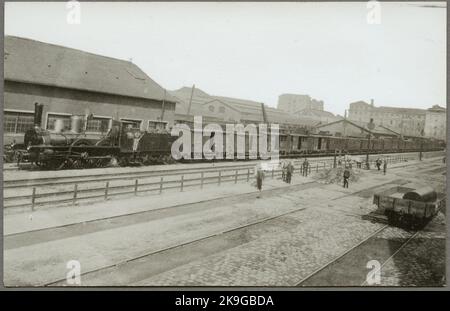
left=5, top=103, right=445, bottom=170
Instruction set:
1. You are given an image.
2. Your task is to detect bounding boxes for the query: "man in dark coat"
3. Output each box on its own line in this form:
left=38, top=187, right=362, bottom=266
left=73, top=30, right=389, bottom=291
left=343, top=167, right=350, bottom=188
left=286, top=161, right=294, bottom=184
left=302, top=158, right=309, bottom=177
left=376, top=158, right=382, bottom=171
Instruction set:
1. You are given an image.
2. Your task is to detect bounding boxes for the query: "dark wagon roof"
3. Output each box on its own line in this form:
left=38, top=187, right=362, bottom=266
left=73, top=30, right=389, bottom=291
left=4, top=36, right=177, bottom=103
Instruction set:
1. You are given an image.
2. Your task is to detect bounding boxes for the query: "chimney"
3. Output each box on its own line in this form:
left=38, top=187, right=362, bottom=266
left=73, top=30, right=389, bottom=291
left=34, top=102, right=44, bottom=127
left=370, top=99, right=374, bottom=107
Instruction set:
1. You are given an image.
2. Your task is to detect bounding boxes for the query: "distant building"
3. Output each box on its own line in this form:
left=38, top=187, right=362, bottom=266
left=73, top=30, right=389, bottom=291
left=277, top=93, right=340, bottom=124
left=277, top=94, right=324, bottom=113
left=347, top=99, right=426, bottom=137
left=293, top=108, right=340, bottom=125
left=4, top=36, right=177, bottom=145
left=171, top=86, right=318, bottom=129
left=424, top=105, right=446, bottom=140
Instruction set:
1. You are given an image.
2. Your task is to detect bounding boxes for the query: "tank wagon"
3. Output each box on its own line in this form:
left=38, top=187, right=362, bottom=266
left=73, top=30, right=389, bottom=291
left=373, top=186, right=446, bottom=229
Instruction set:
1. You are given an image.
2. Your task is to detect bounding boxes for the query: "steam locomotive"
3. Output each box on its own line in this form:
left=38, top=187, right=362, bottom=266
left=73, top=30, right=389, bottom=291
left=13, top=103, right=176, bottom=169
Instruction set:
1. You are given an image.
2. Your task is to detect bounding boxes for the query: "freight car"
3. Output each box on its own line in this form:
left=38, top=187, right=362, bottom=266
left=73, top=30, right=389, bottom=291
left=277, top=132, right=444, bottom=156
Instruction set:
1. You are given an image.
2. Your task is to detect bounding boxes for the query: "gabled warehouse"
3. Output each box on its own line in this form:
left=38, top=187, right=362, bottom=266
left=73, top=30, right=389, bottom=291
left=4, top=36, right=177, bottom=144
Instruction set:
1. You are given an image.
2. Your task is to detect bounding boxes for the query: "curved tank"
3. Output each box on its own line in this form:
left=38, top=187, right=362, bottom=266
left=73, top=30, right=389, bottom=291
left=402, top=187, right=437, bottom=202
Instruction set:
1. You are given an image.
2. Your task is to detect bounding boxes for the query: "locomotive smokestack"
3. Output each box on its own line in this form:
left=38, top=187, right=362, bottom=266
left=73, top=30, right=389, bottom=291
left=34, top=102, right=43, bottom=127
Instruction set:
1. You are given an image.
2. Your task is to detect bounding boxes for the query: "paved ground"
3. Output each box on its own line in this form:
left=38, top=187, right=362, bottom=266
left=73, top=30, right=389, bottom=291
left=3, top=156, right=446, bottom=287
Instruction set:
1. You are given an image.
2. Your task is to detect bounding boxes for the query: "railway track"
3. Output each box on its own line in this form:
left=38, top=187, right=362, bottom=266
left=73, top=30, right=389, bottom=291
left=4, top=152, right=443, bottom=210
left=40, top=180, right=421, bottom=287
left=4, top=162, right=257, bottom=189
left=295, top=225, right=420, bottom=286
left=4, top=150, right=436, bottom=189
left=35, top=182, right=317, bottom=286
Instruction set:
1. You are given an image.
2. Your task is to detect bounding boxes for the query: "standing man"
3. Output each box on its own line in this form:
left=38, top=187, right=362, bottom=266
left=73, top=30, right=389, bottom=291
left=383, top=159, right=387, bottom=175
left=255, top=164, right=265, bottom=198
left=132, top=130, right=144, bottom=161
left=343, top=167, right=350, bottom=188
left=286, top=161, right=294, bottom=184
left=375, top=158, right=381, bottom=171
left=302, top=158, right=309, bottom=177
left=281, top=161, right=287, bottom=182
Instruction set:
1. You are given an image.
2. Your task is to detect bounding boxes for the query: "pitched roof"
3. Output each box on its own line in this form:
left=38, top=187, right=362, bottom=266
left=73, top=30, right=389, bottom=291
left=4, top=36, right=177, bottom=102
left=171, top=86, right=320, bottom=127
left=428, top=105, right=446, bottom=112
left=170, top=86, right=216, bottom=115
left=377, top=106, right=426, bottom=115
left=349, top=100, right=426, bottom=115
left=294, top=108, right=336, bottom=118
left=317, top=119, right=399, bottom=137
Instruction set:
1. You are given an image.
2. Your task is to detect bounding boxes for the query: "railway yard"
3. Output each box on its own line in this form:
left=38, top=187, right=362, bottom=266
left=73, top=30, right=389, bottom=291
left=3, top=150, right=447, bottom=287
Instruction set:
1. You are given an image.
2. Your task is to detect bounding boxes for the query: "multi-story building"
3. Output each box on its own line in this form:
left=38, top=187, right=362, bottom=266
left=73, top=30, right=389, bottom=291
left=4, top=36, right=177, bottom=145
left=277, top=94, right=324, bottom=113
left=424, top=105, right=446, bottom=140
left=277, top=93, right=339, bottom=124
left=347, top=99, right=426, bottom=137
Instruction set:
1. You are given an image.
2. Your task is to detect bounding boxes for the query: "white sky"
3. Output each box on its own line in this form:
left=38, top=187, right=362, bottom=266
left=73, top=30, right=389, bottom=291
left=5, top=1, right=447, bottom=116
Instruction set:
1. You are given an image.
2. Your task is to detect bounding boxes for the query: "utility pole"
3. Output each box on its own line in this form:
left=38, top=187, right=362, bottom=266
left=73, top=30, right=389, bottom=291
left=187, top=84, right=195, bottom=116
left=261, top=103, right=268, bottom=124
left=366, top=118, right=375, bottom=169
left=333, top=149, right=337, bottom=168
left=160, top=89, right=166, bottom=121
left=419, top=137, right=423, bottom=161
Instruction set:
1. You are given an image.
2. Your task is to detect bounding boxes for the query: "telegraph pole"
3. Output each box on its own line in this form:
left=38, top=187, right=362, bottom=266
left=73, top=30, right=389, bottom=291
left=366, top=118, right=375, bottom=169
left=187, top=84, right=195, bottom=116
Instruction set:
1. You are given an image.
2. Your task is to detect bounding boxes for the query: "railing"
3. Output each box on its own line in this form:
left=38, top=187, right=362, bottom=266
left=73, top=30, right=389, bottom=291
left=5, top=152, right=437, bottom=211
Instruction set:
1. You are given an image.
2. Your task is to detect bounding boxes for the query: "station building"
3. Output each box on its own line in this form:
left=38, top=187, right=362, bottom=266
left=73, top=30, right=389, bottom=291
left=4, top=36, right=177, bottom=145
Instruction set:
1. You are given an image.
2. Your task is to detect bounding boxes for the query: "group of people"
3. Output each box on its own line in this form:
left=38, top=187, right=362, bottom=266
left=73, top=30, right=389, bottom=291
left=254, top=155, right=390, bottom=196
left=375, top=158, right=388, bottom=175
left=281, top=158, right=310, bottom=184
left=253, top=158, right=311, bottom=197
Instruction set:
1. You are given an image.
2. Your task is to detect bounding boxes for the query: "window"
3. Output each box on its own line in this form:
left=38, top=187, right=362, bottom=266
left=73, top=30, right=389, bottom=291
left=148, top=120, right=167, bottom=130
left=4, top=110, right=34, bottom=133
left=86, top=116, right=111, bottom=133
left=209, top=106, right=215, bottom=112
left=47, top=113, right=72, bottom=131
left=219, top=107, right=225, bottom=113
left=121, top=118, right=142, bottom=130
